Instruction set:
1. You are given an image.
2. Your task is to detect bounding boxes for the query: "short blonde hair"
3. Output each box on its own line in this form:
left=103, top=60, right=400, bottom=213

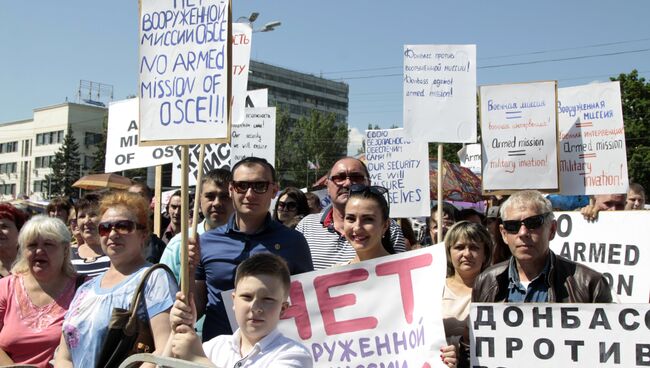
left=12, top=215, right=75, bottom=277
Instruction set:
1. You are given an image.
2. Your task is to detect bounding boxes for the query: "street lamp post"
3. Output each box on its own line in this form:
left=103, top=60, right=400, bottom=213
left=236, top=12, right=281, bottom=33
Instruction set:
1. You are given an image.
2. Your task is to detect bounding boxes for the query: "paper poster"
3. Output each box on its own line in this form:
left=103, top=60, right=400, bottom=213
left=231, top=107, right=276, bottom=165
left=231, top=23, right=253, bottom=125
left=365, top=128, right=429, bottom=218
left=550, top=211, right=650, bottom=303
left=246, top=88, right=268, bottom=108
left=105, top=99, right=175, bottom=173
left=224, top=246, right=449, bottom=368
left=403, top=44, right=477, bottom=143
left=470, top=303, right=649, bottom=367
left=457, top=143, right=482, bottom=175
left=139, top=0, right=230, bottom=144
left=558, top=82, right=628, bottom=195
left=480, top=81, right=559, bottom=192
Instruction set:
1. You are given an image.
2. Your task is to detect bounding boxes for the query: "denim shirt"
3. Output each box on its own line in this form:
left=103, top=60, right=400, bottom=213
left=507, top=252, right=553, bottom=302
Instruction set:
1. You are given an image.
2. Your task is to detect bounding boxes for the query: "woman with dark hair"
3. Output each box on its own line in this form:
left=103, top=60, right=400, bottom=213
left=71, top=194, right=109, bottom=277
left=0, top=216, right=78, bottom=367
left=273, top=187, right=310, bottom=226
left=0, top=203, right=27, bottom=278
left=442, top=221, right=493, bottom=366
left=46, top=197, right=73, bottom=225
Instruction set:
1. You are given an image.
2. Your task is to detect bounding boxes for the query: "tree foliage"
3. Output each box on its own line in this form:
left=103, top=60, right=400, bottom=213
left=611, top=70, right=650, bottom=190
left=276, top=110, right=348, bottom=188
left=45, top=131, right=81, bottom=199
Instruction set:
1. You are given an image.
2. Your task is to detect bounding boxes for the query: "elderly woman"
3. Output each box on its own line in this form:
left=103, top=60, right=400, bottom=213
left=273, top=187, right=310, bottom=227
left=71, top=194, right=110, bottom=277
left=55, top=191, right=178, bottom=367
left=0, top=215, right=78, bottom=367
left=441, top=221, right=492, bottom=366
left=0, top=203, right=26, bottom=278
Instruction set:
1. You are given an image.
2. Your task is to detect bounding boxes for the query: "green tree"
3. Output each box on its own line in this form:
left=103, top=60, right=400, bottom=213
left=46, top=131, right=81, bottom=199
left=612, top=70, right=650, bottom=190
left=91, top=118, right=107, bottom=174
left=276, top=110, right=348, bottom=188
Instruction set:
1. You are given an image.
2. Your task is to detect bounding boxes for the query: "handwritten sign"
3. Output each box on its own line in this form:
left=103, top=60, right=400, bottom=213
left=558, top=82, right=628, bottom=195
left=365, top=128, right=429, bottom=218
left=403, top=44, right=477, bottom=143
left=457, top=143, right=482, bottom=175
left=470, top=303, right=650, bottom=367
left=139, top=0, right=230, bottom=144
left=550, top=211, right=650, bottom=303
left=231, top=23, right=252, bottom=125
left=224, top=246, right=449, bottom=367
left=480, top=81, right=559, bottom=192
left=231, top=107, right=276, bottom=164
left=171, top=143, right=230, bottom=187
left=104, top=99, right=175, bottom=173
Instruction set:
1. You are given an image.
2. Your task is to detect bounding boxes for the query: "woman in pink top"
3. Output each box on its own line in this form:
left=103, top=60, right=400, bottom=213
left=0, top=215, right=79, bottom=367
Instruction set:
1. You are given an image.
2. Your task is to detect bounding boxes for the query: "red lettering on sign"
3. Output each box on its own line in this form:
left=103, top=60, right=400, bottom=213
left=281, top=280, right=312, bottom=340
left=376, top=254, right=432, bottom=323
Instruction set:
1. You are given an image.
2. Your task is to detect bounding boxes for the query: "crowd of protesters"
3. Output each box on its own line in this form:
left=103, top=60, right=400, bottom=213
left=0, top=155, right=641, bottom=367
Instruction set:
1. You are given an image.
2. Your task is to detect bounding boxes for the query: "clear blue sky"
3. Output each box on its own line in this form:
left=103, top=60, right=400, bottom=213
left=2, top=0, right=649, bottom=151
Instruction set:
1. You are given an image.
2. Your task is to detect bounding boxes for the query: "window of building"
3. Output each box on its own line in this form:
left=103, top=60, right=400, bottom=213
left=0, top=142, right=18, bottom=154
left=21, top=139, right=31, bottom=157
left=36, top=130, right=64, bottom=146
left=33, top=180, right=48, bottom=193
left=35, top=155, right=55, bottom=169
left=0, top=184, right=15, bottom=196
left=85, top=132, right=103, bottom=146
left=83, top=156, right=94, bottom=170
left=0, top=163, right=16, bottom=174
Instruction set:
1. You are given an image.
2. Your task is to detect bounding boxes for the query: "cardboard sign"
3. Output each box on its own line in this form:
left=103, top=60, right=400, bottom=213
left=171, top=143, right=231, bottom=187
left=558, top=82, right=628, bottom=195
left=480, top=81, right=559, bottom=192
left=365, top=128, right=430, bottom=218
left=230, top=23, right=253, bottom=126
left=550, top=211, right=650, bottom=303
left=105, top=98, right=175, bottom=173
left=457, top=143, right=482, bottom=175
left=470, top=303, right=650, bottom=367
left=224, top=246, right=449, bottom=367
left=246, top=88, right=268, bottom=108
left=403, top=44, right=477, bottom=143
left=230, top=108, right=276, bottom=165
left=139, top=0, right=230, bottom=144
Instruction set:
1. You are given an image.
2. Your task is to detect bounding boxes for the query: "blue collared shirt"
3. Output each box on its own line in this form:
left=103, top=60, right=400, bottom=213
left=196, top=214, right=313, bottom=341
left=507, top=252, right=553, bottom=302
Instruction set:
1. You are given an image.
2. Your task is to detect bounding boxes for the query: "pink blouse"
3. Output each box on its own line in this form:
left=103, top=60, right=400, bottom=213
left=0, top=274, right=76, bottom=368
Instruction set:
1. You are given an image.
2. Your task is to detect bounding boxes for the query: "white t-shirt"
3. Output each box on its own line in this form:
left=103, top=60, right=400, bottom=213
left=202, top=328, right=312, bottom=368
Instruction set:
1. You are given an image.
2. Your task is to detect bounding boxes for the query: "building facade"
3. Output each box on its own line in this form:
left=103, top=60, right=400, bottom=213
left=0, top=103, right=106, bottom=201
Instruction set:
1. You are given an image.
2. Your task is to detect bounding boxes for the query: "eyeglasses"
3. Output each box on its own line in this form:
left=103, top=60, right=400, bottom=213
left=350, top=184, right=389, bottom=196
left=502, top=213, right=550, bottom=234
left=98, top=220, right=145, bottom=237
left=328, top=173, right=367, bottom=185
left=277, top=201, right=298, bottom=211
left=231, top=181, right=272, bottom=194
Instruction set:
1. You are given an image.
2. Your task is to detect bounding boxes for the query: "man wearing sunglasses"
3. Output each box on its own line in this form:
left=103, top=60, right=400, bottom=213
left=296, top=157, right=406, bottom=270
left=195, top=157, right=313, bottom=341
left=472, top=190, right=612, bottom=303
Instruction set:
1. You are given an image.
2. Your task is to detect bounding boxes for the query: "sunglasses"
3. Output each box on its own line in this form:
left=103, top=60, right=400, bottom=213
left=231, top=181, right=272, bottom=194
left=277, top=201, right=298, bottom=211
left=328, top=173, right=367, bottom=185
left=502, top=213, right=550, bottom=234
left=98, top=220, right=145, bottom=237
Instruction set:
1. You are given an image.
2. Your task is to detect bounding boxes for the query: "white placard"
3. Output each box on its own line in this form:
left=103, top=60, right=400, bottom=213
left=224, top=246, right=449, bottom=367
left=231, top=23, right=253, bottom=125
left=470, top=303, right=650, bottom=367
left=246, top=88, right=268, bottom=108
left=457, top=143, right=482, bottom=175
left=550, top=211, right=650, bottom=303
left=365, top=128, right=429, bottom=218
left=105, top=99, right=175, bottom=173
left=171, top=143, right=231, bottom=187
left=139, top=0, right=230, bottom=143
left=558, top=82, right=628, bottom=195
left=480, top=81, right=559, bottom=192
left=403, top=44, right=477, bottom=143
left=230, top=108, right=276, bottom=165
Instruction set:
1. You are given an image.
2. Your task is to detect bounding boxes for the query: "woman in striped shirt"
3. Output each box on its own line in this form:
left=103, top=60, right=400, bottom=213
left=70, top=194, right=109, bottom=277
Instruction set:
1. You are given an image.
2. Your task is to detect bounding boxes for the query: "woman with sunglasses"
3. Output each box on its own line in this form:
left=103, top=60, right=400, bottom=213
left=273, top=187, right=310, bottom=227
left=55, top=191, right=178, bottom=367
left=0, top=216, right=79, bottom=367
left=71, top=194, right=110, bottom=277
left=441, top=221, right=492, bottom=367
left=342, top=184, right=457, bottom=367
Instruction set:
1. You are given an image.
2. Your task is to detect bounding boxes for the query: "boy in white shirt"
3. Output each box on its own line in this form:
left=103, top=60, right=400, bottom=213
left=167, top=253, right=313, bottom=367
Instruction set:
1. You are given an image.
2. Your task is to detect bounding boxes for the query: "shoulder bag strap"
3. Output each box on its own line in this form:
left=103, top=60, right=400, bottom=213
left=124, top=264, right=175, bottom=335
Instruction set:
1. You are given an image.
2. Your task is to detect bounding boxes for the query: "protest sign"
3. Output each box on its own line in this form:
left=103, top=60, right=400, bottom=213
left=470, top=303, right=650, bottom=367
left=171, top=143, right=230, bottom=187
left=550, top=211, right=650, bottom=303
left=246, top=88, right=268, bottom=108
left=403, top=44, right=477, bottom=143
left=230, top=22, right=252, bottom=125
left=224, top=246, right=449, bottom=367
left=365, top=128, right=429, bottom=218
left=558, top=81, right=628, bottom=195
left=139, top=0, right=230, bottom=144
left=105, top=99, right=175, bottom=173
left=457, top=143, right=482, bottom=175
left=231, top=107, right=276, bottom=164
left=480, top=81, right=559, bottom=192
